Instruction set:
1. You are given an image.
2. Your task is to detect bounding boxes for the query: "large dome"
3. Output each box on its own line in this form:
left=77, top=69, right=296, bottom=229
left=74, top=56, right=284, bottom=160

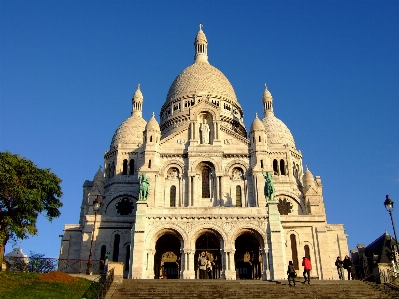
left=165, top=62, right=238, bottom=104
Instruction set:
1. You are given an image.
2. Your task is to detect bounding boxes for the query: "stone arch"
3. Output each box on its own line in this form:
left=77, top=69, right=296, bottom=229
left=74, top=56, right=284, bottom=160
left=146, top=225, right=187, bottom=248
left=160, top=160, right=185, bottom=176
left=191, top=225, right=227, bottom=251
left=224, top=160, right=249, bottom=176
left=230, top=227, right=267, bottom=249
left=275, top=192, right=304, bottom=214
left=190, top=157, right=221, bottom=173
left=104, top=193, right=137, bottom=216
left=286, top=229, right=300, bottom=270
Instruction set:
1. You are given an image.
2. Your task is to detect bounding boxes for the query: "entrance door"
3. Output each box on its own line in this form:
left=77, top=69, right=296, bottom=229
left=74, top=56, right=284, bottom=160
left=163, top=262, right=179, bottom=279
left=234, top=234, right=262, bottom=279
left=195, top=232, right=222, bottom=279
left=154, top=234, right=181, bottom=279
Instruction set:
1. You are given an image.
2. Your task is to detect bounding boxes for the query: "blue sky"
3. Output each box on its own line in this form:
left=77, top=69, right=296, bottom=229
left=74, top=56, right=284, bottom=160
left=1, top=0, right=398, bottom=258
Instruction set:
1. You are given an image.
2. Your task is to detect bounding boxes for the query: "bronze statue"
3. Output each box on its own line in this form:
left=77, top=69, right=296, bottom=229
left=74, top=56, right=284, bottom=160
left=262, top=170, right=275, bottom=201
left=138, top=170, right=150, bottom=201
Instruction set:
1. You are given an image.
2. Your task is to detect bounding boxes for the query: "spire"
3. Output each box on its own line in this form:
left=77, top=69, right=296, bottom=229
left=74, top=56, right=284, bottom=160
left=194, top=24, right=209, bottom=63
left=262, top=83, right=274, bottom=117
left=132, top=84, right=143, bottom=117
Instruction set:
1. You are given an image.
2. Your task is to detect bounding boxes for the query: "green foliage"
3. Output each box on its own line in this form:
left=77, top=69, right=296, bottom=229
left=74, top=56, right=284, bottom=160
left=0, top=272, right=101, bottom=299
left=0, top=151, right=63, bottom=247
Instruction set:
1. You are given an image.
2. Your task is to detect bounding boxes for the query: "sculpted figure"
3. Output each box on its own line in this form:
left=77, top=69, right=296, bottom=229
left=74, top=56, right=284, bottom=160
left=262, top=170, right=275, bottom=201
left=138, top=170, right=150, bottom=201
left=200, top=119, right=210, bottom=144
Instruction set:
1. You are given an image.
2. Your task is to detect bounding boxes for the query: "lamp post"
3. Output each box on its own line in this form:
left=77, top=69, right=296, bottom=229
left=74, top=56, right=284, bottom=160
left=384, top=194, right=398, bottom=268
left=384, top=195, right=398, bottom=242
left=86, top=194, right=102, bottom=275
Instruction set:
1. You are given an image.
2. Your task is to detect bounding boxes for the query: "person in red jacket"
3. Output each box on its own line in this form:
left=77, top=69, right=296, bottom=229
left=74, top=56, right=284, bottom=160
left=302, top=257, right=312, bottom=284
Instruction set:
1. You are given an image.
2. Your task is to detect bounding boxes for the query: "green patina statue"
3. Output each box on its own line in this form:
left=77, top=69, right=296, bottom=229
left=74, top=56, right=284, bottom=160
left=262, top=170, right=275, bottom=201
left=138, top=170, right=150, bottom=201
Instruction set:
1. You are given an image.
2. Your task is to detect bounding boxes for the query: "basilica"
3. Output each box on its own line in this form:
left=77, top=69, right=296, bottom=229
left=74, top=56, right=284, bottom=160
left=59, top=26, right=349, bottom=280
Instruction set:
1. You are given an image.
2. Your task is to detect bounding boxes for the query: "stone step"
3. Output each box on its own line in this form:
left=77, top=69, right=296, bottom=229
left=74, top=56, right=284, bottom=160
left=107, top=280, right=399, bottom=299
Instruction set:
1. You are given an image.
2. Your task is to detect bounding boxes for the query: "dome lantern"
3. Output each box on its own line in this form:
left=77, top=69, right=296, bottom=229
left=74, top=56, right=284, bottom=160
left=132, top=84, right=143, bottom=117
left=262, top=84, right=273, bottom=117
left=194, top=24, right=209, bottom=63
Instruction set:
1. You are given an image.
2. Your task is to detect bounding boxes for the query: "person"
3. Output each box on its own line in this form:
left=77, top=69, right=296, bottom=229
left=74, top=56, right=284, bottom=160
left=206, top=259, right=213, bottom=279
left=302, top=257, right=311, bottom=284
left=198, top=252, right=207, bottom=279
left=200, top=119, right=210, bottom=144
left=343, top=255, right=353, bottom=280
left=335, top=256, right=344, bottom=280
left=287, top=261, right=296, bottom=286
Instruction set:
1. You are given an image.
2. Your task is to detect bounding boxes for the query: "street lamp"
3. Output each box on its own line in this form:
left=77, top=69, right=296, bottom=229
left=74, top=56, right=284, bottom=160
left=384, top=194, right=398, bottom=242
left=86, top=194, right=102, bottom=275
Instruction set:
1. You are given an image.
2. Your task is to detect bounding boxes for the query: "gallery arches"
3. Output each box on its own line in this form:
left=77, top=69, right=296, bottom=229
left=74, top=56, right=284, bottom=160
left=154, top=232, right=183, bottom=279
left=234, top=231, right=263, bottom=279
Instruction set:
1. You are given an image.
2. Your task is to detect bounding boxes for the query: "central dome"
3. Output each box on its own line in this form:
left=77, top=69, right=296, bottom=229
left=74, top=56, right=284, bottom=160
left=165, top=61, right=238, bottom=103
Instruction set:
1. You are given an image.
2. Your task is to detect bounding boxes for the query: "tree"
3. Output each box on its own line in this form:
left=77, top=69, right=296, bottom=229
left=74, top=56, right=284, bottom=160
left=0, top=152, right=63, bottom=270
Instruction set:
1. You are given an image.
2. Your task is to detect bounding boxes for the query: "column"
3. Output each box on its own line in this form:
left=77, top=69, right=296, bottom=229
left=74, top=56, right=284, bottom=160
left=224, top=249, right=236, bottom=279
left=261, top=248, right=268, bottom=280
left=146, top=249, right=155, bottom=279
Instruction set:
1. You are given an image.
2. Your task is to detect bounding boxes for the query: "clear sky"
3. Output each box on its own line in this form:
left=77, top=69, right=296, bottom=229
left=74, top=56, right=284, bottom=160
left=1, top=0, right=398, bottom=258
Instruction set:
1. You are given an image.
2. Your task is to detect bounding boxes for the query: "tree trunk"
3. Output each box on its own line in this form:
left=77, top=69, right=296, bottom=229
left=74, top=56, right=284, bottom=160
left=0, top=244, right=4, bottom=271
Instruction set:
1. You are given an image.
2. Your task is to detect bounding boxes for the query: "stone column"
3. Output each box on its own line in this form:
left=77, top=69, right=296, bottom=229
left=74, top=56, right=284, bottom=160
left=183, top=250, right=196, bottom=279
left=220, top=249, right=226, bottom=279
left=130, top=201, right=147, bottom=278
left=146, top=249, right=155, bottom=279
left=224, top=249, right=236, bottom=279
left=261, top=248, right=268, bottom=280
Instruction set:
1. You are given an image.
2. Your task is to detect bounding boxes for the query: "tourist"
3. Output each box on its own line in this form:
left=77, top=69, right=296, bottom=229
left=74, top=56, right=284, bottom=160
left=198, top=252, right=207, bottom=279
left=302, top=257, right=311, bottom=284
left=335, top=256, right=345, bottom=280
left=287, top=261, right=296, bottom=286
left=343, top=255, right=353, bottom=280
left=206, top=259, right=213, bottom=279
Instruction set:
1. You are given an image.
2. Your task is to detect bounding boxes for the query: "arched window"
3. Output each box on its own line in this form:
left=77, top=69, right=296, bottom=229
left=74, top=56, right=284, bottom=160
left=113, top=234, right=120, bottom=262
left=100, top=245, right=107, bottom=261
left=150, top=136, right=153, bottom=142
left=304, top=245, right=310, bottom=260
left=202, top=168, right=210, bottom=198
left=236, top=185, right=242, bottom=207
left=273, top=159, right=279, bottom=175
left=107, top=164, right=111, bottom=178
left=260, top=160, right=264, bottom=169
left=129, top=159, right=135, bottom=175
left=258, top=136, right=261, bottom=142
left=122, top=159, right=128, bottom=175
left=280, top=159, right=286, bottom=175
left=148, top=160, right=152, bottom=168
left=290, top=234, right=299, bottom=270
left=252, top=137, right=255, bottom=143
left=125, top=245, right=130, bottom=271
left=170, top=186, right=176, bottom=207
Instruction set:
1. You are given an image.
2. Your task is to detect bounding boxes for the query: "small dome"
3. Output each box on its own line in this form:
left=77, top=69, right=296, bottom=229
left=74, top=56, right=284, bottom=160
left=302, top=166, right=315, bottom=189
left=110, top=114, right=147, bottom=149
left=146, top=112, right=160, bottom=132
left=262, top=114, right=296, bottom=148
left=133, top=85, right=143, bottom=103
left=262, top=85, right=273, bottom=103
left=250, top=113, right=264, bottom=131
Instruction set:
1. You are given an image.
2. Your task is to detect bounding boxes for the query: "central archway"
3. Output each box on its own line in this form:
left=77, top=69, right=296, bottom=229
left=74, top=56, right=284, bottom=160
left=195, top=231, right=222, bottom=279
left=154, top=234, right=181, bottom=279
left=234, top=233, right=262, bottom=279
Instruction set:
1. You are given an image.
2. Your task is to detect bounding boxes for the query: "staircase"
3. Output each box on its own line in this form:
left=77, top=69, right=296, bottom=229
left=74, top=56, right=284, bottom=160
left=105, top=279, right=399, bottom=299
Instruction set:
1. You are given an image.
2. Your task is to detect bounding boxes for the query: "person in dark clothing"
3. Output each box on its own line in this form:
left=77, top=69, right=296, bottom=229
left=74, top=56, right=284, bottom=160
left=335, top=256, right=344, bottom=280
left=343, top=255, right=353, bottom=280
left=287, top=261, right=296, bottom=286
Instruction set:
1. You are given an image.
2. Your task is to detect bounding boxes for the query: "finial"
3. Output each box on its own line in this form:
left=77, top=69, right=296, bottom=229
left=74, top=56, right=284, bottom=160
left=265, top=83, right=268, bottom=90
left=255, top=112, right=258, bottom=118
left=306, top=165, right=308, bottom=171
left=199, top=24, right=203, bottom=30
left=137, top=83, right=140, bottom=90
left=152, top=112, right=155, bottom=118
left=99, top=165, right=102, bottom=171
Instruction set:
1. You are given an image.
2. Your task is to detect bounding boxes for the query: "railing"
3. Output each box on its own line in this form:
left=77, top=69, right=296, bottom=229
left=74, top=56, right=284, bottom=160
left=58, top=259, right=102, bottom=274
left=81, top=268, right=115, bottom=299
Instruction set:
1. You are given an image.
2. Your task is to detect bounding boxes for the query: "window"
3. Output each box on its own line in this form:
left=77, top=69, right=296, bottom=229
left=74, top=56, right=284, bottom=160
left=148, top=160, right=151, bottom=168
left=280, top=159, right=286, bottom=175
left=273, top=159, right=278, bottom=175
left=304, top=245, right=310, bottom=261
left=260, top=160, right=264, bottom=169
left=290, top=234, right=299, bottom=270
left=122, top=159, right=128, bottom=175
left=129, top=159, right=135, bottom=175
left=100, top=245, right=107, bottom=261
left=236, top=185, right=242, bottom=207
left=258, top=136, right=261, bottom=142
left=113, top=234, right=120, bottom=262
left=202, top=168, right=210, bottom=198
left=170, top=186, right=176, bottom=207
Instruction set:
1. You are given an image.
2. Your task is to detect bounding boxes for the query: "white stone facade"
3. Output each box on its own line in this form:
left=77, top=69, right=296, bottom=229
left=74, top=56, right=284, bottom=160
left=59, top=25, right=348, bottom=280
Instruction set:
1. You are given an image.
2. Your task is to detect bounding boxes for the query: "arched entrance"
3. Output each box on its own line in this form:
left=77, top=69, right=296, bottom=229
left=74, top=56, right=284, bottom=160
left=234, top=233, right=262, bottom=279
left=154, top=233, right=181, bottom=279
left=195, top=231, right=222, bottom=279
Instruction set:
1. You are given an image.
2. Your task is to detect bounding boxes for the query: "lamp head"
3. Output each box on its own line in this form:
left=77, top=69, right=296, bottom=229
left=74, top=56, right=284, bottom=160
left=384, top=194, right=394, bottom=213
left=93, top=194, right=102, bottom=212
